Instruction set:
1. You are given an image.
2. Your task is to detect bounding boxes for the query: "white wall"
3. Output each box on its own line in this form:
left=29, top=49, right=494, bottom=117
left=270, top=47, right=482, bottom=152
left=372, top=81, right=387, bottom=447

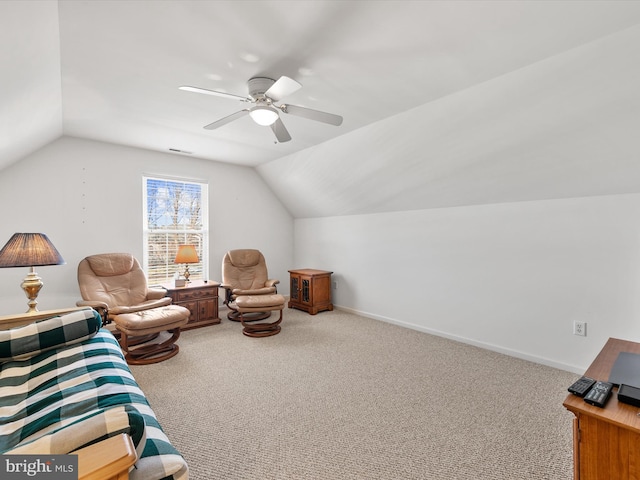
left=294, top=193, right=640, bottom=373
left=0, top=136, right=293, bottom=314
left=3, top=137, right=639, bottom=375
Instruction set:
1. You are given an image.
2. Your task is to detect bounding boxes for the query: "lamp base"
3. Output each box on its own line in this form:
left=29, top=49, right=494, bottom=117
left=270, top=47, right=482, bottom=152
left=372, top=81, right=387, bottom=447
left=183, top=265, right=191, bottom=283
left=21, top=267, right=43, bottom=313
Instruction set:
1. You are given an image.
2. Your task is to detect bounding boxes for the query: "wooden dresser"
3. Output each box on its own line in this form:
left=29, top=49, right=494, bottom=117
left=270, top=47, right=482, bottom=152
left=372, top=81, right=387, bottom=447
left=563, top=337, right=640, bottom=480
left=163, top=280, right=220, bottom=329
left=288, top=269, right=333, bottom=315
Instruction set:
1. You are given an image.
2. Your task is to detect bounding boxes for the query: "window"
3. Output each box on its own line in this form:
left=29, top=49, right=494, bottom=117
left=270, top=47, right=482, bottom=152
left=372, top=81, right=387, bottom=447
left=143, top=176, right=208, bottom=285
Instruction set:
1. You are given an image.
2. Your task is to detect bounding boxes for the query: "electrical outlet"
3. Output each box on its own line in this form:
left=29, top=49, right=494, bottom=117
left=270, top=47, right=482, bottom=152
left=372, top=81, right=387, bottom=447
left=332, top=281, right=337, bottom=290
left=574, top=321, right=587, bottom=337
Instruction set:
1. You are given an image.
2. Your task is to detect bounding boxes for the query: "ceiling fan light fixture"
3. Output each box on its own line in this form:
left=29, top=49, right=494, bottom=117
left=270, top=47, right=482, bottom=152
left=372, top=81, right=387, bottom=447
left=249, top=105, right=279, bottom=126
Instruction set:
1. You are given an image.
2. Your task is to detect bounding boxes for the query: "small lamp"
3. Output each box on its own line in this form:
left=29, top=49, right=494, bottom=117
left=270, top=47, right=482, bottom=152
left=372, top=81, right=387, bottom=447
left=0, top=233, right=66, bottom=313
left=174, top=244, right=199, bottom=283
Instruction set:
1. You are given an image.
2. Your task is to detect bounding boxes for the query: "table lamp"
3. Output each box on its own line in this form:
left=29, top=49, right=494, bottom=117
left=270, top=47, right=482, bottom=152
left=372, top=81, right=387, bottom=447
left=174, top=244, right=199, bottom=283
left=0, top=233, right=66, bottom=313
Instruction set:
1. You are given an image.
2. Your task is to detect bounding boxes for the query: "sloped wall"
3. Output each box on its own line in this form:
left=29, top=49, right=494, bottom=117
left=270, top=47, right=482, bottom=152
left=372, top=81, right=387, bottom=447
left=0, top=137, right=293, bottom=314
left=257, top=24, right=640, bottom=220
left=0, top=0, right=62, bottom=172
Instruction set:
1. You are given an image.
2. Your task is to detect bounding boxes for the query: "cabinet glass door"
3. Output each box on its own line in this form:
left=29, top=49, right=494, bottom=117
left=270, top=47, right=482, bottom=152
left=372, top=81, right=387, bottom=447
left=302, top=279, right=310, bottom=303
left=291, top=276, right=299, bottom=302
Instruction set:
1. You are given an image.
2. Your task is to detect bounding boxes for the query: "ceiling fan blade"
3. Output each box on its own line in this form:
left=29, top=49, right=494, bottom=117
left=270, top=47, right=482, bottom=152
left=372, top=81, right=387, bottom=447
left=179, top=85, right=249, bottom=102
left=203, top=109, right=250, bottom=130
left=280, top=104, right=343, bottom=126
left=270, top=117, right=292, bottom=143
left=264, top=76, right=302, bottom=101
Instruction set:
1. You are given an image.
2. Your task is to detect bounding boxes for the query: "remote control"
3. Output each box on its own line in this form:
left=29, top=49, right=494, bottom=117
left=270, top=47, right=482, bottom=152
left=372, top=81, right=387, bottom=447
left=568, top=376, right=596, bottom=397
left=584, top=381, right=614, bottom=407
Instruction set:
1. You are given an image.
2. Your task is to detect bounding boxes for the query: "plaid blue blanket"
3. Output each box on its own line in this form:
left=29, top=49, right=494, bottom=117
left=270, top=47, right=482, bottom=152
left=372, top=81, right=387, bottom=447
left=0, top=311, right=188, bottom=480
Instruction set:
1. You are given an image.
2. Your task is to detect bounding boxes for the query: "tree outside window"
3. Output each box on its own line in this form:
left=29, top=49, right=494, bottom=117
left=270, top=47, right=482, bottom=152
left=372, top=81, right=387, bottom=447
left=143, top=176, right=208, bottom=285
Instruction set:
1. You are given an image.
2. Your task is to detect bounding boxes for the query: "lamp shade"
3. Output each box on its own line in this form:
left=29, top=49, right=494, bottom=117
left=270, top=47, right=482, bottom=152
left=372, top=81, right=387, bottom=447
left=174, top=245, right=199, bottom=264
left=249, top=105, right=279, bottom=126
left=0, top=233, right=65, bottom=268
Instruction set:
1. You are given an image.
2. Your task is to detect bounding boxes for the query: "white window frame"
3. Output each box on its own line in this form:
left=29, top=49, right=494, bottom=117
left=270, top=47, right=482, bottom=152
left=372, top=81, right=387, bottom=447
left=142, top=175, right=209, bottom=286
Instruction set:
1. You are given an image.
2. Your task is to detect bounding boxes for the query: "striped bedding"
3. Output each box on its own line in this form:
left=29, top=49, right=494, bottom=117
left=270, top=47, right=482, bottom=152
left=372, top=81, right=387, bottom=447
left=0, top=308, right=188, bottom=480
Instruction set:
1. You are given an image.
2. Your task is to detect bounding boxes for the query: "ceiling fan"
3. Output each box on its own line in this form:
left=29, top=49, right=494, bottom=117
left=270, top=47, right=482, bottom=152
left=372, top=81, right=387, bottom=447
left=179, top=76, right=343, bottom=143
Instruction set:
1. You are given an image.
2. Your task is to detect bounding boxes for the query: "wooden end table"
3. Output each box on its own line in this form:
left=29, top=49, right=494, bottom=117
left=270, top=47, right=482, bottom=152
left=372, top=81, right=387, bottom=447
left=163, top=279, right=221, bottom=329
left=288, top=269, right=333, bottom=315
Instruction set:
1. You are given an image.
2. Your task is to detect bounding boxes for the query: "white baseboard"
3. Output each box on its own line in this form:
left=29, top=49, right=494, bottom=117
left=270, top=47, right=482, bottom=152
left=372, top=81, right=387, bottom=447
left=334, top=305, right=582, bottom=375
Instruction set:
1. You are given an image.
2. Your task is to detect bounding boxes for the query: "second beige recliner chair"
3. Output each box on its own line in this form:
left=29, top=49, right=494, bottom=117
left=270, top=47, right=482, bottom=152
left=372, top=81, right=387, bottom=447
left=220, top=249, right=279, bottom=321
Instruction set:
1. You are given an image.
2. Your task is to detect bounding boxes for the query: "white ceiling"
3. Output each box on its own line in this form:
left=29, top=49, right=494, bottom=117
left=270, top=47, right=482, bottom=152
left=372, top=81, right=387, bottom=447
left=2, top=0, right=640, bottom=217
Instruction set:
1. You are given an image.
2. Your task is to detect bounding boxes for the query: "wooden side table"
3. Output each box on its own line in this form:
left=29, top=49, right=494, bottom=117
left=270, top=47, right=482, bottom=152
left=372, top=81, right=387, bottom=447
left=563, top=337, right=640, bottom=480
left=163, top=280, right=220, bottom=329
left=288, top=269, right=333, bottom=315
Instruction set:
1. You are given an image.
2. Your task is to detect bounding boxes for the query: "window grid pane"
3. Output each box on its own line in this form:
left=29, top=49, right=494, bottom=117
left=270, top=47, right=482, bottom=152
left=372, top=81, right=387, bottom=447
left=143, top=177, right=208, bottom=285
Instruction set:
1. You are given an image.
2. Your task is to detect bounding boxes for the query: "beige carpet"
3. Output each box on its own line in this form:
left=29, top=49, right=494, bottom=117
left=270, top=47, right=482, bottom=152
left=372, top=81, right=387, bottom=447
left=130, top=308, right=577, bottom=480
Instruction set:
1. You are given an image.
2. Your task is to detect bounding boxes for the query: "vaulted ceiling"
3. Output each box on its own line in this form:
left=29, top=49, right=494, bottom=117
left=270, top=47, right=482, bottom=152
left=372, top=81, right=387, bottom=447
left=2, top=1, right=640, bottom=218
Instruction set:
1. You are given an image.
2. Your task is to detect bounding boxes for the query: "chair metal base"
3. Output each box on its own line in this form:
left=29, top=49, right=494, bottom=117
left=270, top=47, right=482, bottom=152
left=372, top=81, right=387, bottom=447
left=240, top=309, right=283, bottom=338
left=227, top=309, right=271, bottom=322
left=119, top=328, right=181, bottom=365
left=115, top=331, right=159, bottom=345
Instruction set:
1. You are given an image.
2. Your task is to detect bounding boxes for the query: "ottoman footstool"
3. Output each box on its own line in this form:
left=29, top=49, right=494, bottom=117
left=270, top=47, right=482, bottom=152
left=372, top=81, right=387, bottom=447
left=235, top=294, right=286, bottom=337
left=113, top=304, right=190, bottom=364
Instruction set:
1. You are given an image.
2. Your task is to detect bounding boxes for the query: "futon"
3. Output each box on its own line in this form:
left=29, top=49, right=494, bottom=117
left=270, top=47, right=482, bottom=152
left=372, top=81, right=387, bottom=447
left=0, top=307, right=188, bottom=480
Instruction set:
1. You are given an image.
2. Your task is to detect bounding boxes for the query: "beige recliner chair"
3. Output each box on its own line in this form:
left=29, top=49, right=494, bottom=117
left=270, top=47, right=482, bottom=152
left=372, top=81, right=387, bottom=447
left=76, top=253, right=190, bottom=365
left=221, top=249, right=279, bottom=321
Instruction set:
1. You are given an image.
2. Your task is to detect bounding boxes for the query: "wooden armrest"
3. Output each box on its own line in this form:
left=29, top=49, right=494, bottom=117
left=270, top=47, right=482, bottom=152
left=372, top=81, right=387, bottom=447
left=76, top=434, right=137, bottom=480
left=0, top=307, right=90, bottom=330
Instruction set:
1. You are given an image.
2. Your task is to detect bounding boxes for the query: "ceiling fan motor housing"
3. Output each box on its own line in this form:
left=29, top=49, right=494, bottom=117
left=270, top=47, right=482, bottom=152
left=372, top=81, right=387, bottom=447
left=248, top=77, right=276, bottom=100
